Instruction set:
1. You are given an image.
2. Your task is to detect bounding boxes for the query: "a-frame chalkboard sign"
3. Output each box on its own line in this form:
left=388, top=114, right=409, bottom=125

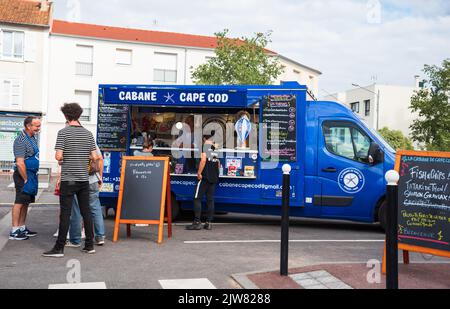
left=383, top=150, right=450, bottom=273
left=113, top=156, right=172, bottom=244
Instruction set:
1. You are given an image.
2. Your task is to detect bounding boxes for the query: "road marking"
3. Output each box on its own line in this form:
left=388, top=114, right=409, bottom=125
left=48, top=282, right=107, bottom=289
left=184, top=239, right=385, bottom=244
left=159, top=278, right=216, bottom=289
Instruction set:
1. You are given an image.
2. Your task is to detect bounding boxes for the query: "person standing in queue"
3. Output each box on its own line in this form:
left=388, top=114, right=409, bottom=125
left=43, top=103, right=100, bottom=257
left=186, top=134, right=220, bottom=231
left=9, top=116, right=41, bottom=240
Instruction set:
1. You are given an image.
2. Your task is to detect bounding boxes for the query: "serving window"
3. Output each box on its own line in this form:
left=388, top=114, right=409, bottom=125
left=130, top=106, right=259, bottom=179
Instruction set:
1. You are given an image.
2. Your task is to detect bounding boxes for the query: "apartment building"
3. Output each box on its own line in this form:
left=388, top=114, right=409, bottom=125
left=0, top=0, right=52, bottom=169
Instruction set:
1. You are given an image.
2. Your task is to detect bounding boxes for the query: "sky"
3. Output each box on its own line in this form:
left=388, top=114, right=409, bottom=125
left=52, top=0, right=450, bottom=97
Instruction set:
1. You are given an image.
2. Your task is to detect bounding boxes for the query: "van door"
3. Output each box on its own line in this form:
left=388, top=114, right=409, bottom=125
left=316, top=119, right=384, bottom=221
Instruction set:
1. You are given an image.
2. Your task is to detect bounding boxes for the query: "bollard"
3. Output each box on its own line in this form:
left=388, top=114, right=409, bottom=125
left=280, top=164, right=291, bottom=276
left=385, top=170, right=399, bottom=289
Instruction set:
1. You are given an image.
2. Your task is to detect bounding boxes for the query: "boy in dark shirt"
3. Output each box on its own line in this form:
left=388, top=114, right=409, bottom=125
left=186, top=135, right=220, bottom=231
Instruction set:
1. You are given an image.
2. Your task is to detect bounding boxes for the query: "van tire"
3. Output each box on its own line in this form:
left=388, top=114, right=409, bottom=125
left=378, top=200, right=387, bottom=232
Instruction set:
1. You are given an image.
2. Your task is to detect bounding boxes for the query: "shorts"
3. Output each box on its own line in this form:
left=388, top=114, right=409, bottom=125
left=13, top=170, right=35, bottom=206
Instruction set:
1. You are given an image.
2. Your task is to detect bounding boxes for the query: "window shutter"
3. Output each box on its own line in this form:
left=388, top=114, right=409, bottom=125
left=24, top=31, right=36, bottom=62
left=11, top=80, right=23, bottom=109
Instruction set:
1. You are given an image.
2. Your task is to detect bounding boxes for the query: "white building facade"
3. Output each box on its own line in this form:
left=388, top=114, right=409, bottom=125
left=322, top=83, right=420, bottom=138
left=0, top=0, right=52, bottom=170
left=43, top=20, right=321, bottom=169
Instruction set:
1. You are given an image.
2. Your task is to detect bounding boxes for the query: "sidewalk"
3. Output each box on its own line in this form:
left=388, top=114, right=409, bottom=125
left=232, top=262, right=450, bottom=289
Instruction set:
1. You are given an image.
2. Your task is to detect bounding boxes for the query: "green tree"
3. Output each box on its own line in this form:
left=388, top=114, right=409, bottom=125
left=378, top=127, right=413, bottom=151
left=409, top=59, right=450, bottom=151
left=191, top=29, right=284, bottom=85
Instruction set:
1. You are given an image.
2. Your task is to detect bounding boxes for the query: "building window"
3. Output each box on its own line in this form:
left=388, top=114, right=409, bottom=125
left=154, top=52, right=177, bottom=83
left=364, top=100, right=370, bottom=116
left=350, top=102, right=360, bottom=113
left=75, top=90, right=92, bottom=122
left=116, top=48, right=132, bottom=65
left=0, top=79, right=23, bottom=109
left=75, top=45, right=93, bottom=76
left=1, top=30, right=24, bottom=60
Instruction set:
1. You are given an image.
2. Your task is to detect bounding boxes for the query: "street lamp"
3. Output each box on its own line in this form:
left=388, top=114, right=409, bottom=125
left=351, top=83, right=381, bottom=130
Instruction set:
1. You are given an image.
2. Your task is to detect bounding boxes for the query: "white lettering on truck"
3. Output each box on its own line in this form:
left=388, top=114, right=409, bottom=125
left=119, top=91, right=157, bottom=101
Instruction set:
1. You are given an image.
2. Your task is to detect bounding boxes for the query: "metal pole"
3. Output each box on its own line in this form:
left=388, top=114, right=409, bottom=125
left=376, top=89, right=380, bottom=130
left=385, top=170, right=399, bottom=289
left=280, top=164, right=291, bottom=276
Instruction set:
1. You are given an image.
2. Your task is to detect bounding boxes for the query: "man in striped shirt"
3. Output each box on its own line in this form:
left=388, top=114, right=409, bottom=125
left=43, top=103, right=100, bottom=258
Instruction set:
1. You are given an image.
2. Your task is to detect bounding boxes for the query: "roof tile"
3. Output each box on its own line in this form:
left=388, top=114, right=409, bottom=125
left=51, top=20, right=220, bottom=49
left=0, top=0, right=52, bottom=27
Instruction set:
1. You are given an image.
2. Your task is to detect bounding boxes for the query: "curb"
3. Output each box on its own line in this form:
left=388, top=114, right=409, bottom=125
left=0, top=209, right=12, bottom=252
left=231, top=268, right=281, bottom=289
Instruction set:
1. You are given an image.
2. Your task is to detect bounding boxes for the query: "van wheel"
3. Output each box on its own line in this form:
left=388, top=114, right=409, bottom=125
left=378, top=200, right=387, bottom=232
left=171, top=194, right=180, bottom=221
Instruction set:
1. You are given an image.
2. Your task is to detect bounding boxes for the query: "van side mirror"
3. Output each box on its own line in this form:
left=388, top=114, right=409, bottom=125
left=368, top=142, right=384, bottom=165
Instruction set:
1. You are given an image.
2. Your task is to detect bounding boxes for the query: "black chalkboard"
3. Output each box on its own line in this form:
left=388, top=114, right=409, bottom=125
left=262, top=95, right=297, bottom=162
left=97, top=99, right=129, bottom=151
left=119, top=158, right=166, bottom=221
left=397, top=152, right=450, bottom=254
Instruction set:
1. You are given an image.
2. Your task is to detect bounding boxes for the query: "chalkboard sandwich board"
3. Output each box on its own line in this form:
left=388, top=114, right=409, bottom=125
left=113, top=156, right=172, bottom=244
left=395, top=150, right=450, bottom=259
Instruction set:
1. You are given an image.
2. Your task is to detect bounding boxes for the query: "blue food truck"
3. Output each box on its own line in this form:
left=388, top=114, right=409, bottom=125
left=97, top=81, right=395, bottom=228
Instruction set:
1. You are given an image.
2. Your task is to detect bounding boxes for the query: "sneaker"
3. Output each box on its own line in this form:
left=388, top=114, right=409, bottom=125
left=65, top=241, right=81, bottom=248
left=95, top=236, right=105, bottom=246
left=82, top=246, right=96, bottom=254
left=9, top=230, right=29, bottom=241
left=42, top=247, right=64, bottom=258
left=204, top=221, right=212, bottom=230
left=185, top=221, right=202, bottom=230
left=23, top=228, right=37, bottom=237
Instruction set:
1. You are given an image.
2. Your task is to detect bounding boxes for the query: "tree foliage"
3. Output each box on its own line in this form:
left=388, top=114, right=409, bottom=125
left=409, top=59, right=450, bottom=151
left=191, top=29, right=284, bottom=85
left=378, top=127, right=413, bottom=151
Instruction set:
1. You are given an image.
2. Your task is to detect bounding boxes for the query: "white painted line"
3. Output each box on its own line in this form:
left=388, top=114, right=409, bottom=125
left=184, top=239, right=385, bottom=244
left=48, top=282, right=107, bottom=289
left=159, top=278, right=216, bottom=289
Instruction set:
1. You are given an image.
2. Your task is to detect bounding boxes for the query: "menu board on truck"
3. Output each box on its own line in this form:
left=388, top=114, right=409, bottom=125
left=97, top=99, right=129, bottom=151
left=262, top=95, right=297, bottom=162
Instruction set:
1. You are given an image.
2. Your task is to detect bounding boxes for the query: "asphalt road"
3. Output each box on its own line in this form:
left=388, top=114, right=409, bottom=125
left=0, top=205, right=441, bottom=289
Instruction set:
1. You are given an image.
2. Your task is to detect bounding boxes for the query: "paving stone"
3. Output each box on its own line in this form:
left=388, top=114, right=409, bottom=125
left=317, top=276, right=340, bottom=284
left=308, top=270, right=330, bottom=278
left=289, top=273, right=312, bottom=281
left=297, top=279, right=321, bottom=287
left=304, top=284, right=328, bottom=289
left=324, top=281, right=353, bottom=289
